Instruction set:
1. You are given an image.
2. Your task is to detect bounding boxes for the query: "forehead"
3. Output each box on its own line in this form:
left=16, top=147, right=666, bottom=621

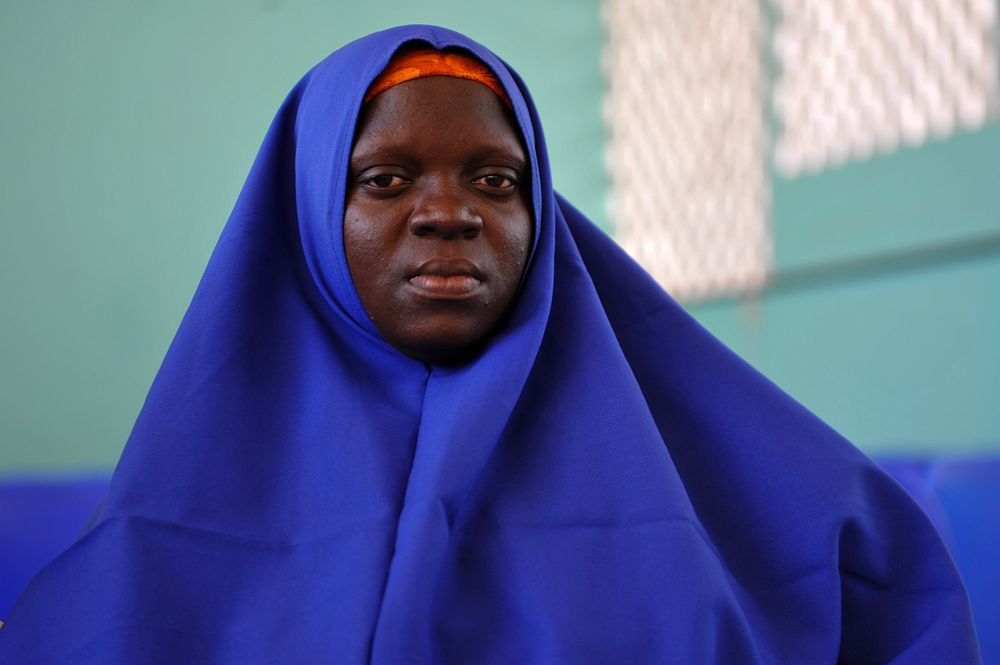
left=351, top=77, right=526, bottom=162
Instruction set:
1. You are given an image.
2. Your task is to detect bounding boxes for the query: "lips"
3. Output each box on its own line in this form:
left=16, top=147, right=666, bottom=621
left=407, top=258, right=484, bottom=300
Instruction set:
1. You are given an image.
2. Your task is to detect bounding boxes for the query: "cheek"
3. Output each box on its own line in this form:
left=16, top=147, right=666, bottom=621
left=497, top=216, right=533, bottom=278
left=344, top=199, right=390, bottom=266
left=343, top=207, right=387, bottom=297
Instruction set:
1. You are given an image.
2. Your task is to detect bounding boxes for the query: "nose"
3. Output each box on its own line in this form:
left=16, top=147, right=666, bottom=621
left=408, top=186, right=483, bottom=239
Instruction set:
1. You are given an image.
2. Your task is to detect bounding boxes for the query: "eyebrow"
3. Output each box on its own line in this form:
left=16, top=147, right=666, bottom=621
left=465, top=145, right=528, bottom=170
left=349, top=141, right=527, bottom=172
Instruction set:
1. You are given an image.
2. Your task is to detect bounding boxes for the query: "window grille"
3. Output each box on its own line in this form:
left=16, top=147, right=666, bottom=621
left=604, top=0, right=770, bottom=301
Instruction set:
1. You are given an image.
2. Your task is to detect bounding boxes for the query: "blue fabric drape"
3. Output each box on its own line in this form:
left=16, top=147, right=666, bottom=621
left=0, top=25, right=980, bottom=663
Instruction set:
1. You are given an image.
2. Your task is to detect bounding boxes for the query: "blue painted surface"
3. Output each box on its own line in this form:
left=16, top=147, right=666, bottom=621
left=0, top=477, right=108, bottom=619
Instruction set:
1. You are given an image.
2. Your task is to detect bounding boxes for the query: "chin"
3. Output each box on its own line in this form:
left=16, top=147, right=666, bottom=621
left=396, top=341, right=480, bottom=366
left=389, top=326, right=492, bottom=366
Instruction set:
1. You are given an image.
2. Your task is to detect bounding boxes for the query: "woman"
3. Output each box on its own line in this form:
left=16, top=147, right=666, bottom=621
left=0, top=25, right=980, bottom=663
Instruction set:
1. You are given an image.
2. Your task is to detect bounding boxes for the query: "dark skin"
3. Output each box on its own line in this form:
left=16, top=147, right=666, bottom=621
left=344, top=76, right=533, bottom=365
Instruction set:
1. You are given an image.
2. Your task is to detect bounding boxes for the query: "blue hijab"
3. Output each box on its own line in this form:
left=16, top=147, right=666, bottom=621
left=0, top=25, right=980, bottom=663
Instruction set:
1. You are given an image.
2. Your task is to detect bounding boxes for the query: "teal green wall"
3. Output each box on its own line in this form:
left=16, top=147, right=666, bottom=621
left=0, top=1, right=606, bottom=473
left=3, top=1, right=996, bottom=473
left=689, top=125, right=1000, bottom=455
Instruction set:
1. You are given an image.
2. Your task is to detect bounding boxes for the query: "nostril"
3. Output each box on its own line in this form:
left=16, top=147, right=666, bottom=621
left=408, top=214, right=483, bottom=239
left=414, top=224, right=437, bottom=238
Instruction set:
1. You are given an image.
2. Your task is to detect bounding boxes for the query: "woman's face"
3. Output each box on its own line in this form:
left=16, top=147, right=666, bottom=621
left=344, top=76, right=533, bottom=365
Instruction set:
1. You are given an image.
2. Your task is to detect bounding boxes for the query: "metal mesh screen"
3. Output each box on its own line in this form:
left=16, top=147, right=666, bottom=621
left=772, top=0, right=1000, bottom=176
left=604, top=0, right=770, bottom=301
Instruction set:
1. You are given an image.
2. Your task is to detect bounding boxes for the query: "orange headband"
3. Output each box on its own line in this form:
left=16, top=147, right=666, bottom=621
left=364, top=47, right=512, bottom=108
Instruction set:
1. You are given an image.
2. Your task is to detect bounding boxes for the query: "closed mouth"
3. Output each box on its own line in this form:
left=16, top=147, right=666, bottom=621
left=406, top=258, right=485, bottom=300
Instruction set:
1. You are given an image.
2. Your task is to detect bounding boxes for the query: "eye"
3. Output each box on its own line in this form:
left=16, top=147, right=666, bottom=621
left=472, top=172, right=517, bottom=191
left=362, top=173, right=409, bottom=189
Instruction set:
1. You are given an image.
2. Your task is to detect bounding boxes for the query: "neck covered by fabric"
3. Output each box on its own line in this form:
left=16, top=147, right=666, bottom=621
left=0, top=24, right=981, bottom=665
